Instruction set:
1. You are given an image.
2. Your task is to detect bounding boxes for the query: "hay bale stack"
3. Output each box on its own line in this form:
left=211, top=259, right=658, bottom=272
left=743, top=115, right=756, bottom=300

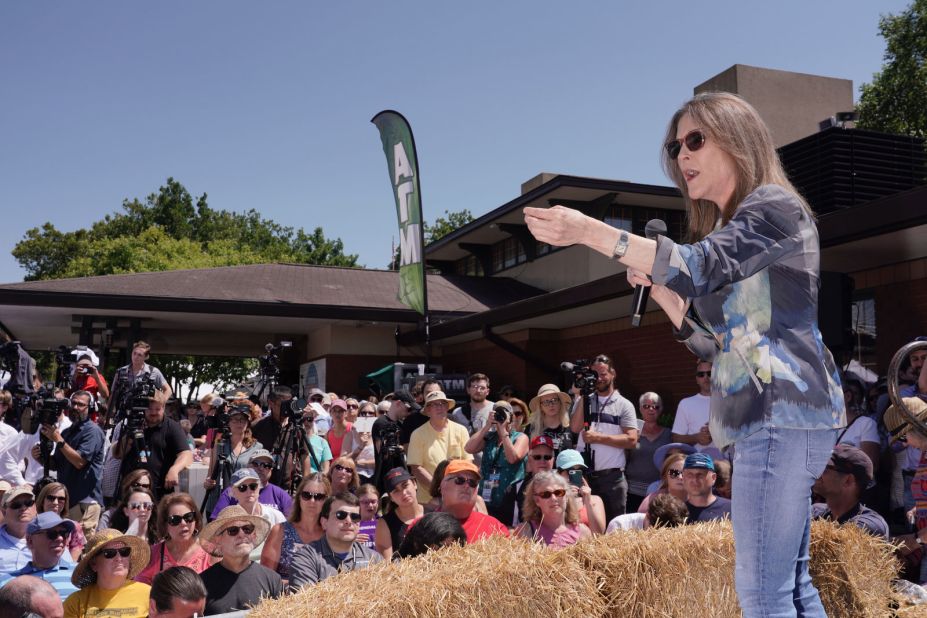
left=808, top=520, right=898, bottom=618
left=247, top=520, right=898, bottom=617
left=247, top=535, right=605, bottom=618
left=568, top=519, right=739, bottom=617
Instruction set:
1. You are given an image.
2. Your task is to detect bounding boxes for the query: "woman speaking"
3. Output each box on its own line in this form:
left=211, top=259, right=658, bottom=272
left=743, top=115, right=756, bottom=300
left=524, top=92, right=845, bottom=616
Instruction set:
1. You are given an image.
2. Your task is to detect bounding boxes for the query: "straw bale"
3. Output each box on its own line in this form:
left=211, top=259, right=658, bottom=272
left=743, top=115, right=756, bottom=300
left=247, top=520, right=898, bottom=617
left=247, top=535, right=605, bottom=618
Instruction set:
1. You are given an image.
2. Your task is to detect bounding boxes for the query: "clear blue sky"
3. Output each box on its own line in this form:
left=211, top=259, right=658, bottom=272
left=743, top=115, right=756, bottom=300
left=0, top=1, right=910, bottom=283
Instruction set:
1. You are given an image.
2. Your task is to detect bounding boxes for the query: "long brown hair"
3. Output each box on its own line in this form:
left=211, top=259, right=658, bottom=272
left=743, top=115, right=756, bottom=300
left=288, top=473, right=331, bottom=524
left=36, top=482, right=69, bottom=516
left=661, top=92, right=813, bottom=242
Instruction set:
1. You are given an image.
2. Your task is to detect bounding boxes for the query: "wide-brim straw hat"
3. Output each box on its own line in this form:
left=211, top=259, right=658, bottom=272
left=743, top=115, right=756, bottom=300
left=72, top=528, right=151, bottom=588
left=423, top=390, right=456, bottom=410
left=200, top=505, right=271, bottom=546
left=884, top=397, right=927, bottom=442
left=529, top=384, right=572, bottom=415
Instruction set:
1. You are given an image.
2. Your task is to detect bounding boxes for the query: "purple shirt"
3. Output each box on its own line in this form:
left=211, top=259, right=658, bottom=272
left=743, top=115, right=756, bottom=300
left=210, top=483, right=293, bottom=520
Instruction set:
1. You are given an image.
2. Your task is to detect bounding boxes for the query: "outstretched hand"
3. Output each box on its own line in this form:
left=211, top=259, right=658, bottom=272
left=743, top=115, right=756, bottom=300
left=523, top=205, right=590, bottom=247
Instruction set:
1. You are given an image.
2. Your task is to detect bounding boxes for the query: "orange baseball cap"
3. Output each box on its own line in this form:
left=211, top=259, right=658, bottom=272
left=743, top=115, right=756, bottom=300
left=444, top=459, right=481, bottom=479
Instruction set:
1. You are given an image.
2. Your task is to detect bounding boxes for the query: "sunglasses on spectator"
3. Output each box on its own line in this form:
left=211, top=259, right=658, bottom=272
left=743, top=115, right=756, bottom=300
left=222, top=524, right=255, bottom=537
left=446, top=476, right=479, bottom=488
left=42, top=527, right=70, bottom=540
left=665, top=129, right=707, bottom=160
left=641, top=404, right=660, bottom=410
left=101, top=547, right=132, bottom=559
left=128, top=502, right=153, bottom=511
left=668, top=469, right=684, bottom=479
left=237, top=482, right=259, bottom=492
left=531, top=454, right=554, bottom=461
left=347, top=404, right=359, bottom=409
left=696, top=371, right=711, bottom=378
left=45, top=495, right=67, bottom=504
left=333, top=464, right=355, bottom=473
left=536, top=489, right=567, bottom=499
left=131, top=482, right=151, bottom=490
left=540, top=398, right=561, bottom=407
left=359, top=411, right=375, bottom=417
left=8, top=498, right=35, bottom=510
left=167, top=511, right=197, bottom=526
left=512, top=410, right=525, bottom=417
left=333, top=510, right=362, bottom=523
left=300, top=491, right=327, bottom=502
left=251, top=461, right=274, bottom=470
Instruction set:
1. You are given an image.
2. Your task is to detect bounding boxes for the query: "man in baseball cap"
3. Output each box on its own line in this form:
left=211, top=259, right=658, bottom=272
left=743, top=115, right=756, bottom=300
left=682, top=453, right=731, bottom=523
left=497, top=435, right=557, bottom=527
left=811, top=445, right=888, bottom=539
left=0, top=512, right=78, bottom=599
left=209, top=449, right=293, bottom=519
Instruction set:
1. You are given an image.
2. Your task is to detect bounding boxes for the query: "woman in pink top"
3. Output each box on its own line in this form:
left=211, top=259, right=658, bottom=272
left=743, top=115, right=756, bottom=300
left=135, top=493, right=212, bottom=584
left=515, top=471, right=591, bottom=549
left=325, top=399, right=353, bottom=458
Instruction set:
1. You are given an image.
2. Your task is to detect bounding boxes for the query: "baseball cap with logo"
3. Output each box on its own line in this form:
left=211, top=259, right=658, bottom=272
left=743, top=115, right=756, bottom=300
left=683, top=453, right=716, bottom=471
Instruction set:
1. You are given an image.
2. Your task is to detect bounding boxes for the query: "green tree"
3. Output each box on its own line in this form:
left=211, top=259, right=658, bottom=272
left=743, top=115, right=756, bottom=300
left=12, top=177, right=359, bottom=281
left=388, top=208, right=474, bottom=269
left=151, top=354, right=259, bottom=403
left=857, top=0, right=927, bottom=137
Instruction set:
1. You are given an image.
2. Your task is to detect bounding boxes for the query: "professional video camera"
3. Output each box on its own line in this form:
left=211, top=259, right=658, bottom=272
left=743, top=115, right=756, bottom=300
left=561, top=359, right=598, bottom=395
left=118, top=372, right=157, bottom=460
left=31, top=386, right=69, bottom=473
left=258, top=341, right=292, bottom=381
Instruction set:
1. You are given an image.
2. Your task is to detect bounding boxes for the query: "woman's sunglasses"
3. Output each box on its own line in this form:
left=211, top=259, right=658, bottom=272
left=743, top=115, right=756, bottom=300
left=100, top=546, right=132, bottom=559
left=236, top=482, right=259, bottom=493
left=300, top=491, right=327, bottom=502
left=222, top=524, right=255, bottom=537
left=536, top=489, right=567, bottom=499
left=333, top=464, right=355, bottom=473
left=665, top=129, right=706, bottom=160
left=131, top=482, right=151, bottom=490
left=530, top=454, right=553, bottom=461
left=128, top=502, right=153, bottom=511
left=668, top=469, right=684, bottom=479
left=167, top=511, right=197, bottom=526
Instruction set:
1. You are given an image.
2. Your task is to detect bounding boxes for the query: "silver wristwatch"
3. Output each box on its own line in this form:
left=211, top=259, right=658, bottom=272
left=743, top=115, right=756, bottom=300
left=611, top=231, right=630, bottom=260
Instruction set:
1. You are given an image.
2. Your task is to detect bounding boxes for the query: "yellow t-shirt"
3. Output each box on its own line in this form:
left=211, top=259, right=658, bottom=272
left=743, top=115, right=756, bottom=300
left=63, top=581, right=151, bottom=618
left=407, top=421, right=473, bottom=503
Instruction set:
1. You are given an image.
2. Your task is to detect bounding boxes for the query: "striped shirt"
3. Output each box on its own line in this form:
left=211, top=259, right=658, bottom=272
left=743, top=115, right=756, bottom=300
left=0, top=561, right=78, bottom=599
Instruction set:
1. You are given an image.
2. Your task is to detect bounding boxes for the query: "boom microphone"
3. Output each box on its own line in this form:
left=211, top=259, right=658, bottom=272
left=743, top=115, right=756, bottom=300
left=630, top=219, right=667, bottom=327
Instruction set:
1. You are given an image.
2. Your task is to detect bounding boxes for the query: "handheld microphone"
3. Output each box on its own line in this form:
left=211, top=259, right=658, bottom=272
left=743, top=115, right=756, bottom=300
left=630, top=219, right=667, bottom=327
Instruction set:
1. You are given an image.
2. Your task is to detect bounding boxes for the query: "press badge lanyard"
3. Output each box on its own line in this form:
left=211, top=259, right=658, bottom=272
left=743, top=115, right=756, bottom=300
left=482, top=434, right=506, bottom=502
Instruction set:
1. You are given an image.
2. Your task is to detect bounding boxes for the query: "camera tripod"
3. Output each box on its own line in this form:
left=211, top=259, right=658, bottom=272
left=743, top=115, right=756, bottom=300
left=271, top=413, right=322, bottom=494
left=200, top=429, right=234, bottom=517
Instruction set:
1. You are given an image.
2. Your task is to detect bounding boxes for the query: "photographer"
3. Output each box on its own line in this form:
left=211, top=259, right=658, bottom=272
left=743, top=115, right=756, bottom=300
left=108, top=341, right=171, bottom=418
left=113, top=392, right=192, bottom=499
left=69, top=354, right=109, bottom=402
left=14, top=391, right=73, bottom=487
left=463, top=401, right=528, bottom=520
left=251, top=385, right=294, bottom=453
left=30, top=391, right=105, bottom=534
left=372, top=392, right=417, bottom=493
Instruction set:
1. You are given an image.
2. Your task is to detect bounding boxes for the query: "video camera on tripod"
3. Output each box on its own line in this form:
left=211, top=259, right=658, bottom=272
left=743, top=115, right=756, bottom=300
left=113, top=371, right=158, bottom=464
left=561, top=359, right=598, bottom=396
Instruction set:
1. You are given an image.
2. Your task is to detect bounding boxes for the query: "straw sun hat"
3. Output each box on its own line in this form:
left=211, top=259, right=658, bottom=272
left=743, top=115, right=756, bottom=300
left=884, top=396, right=927, bottom=442
left=199, top=505, right=271, bottom=546
left=528, top=384, right=572, bottom=415
left=72, top=528, right=151, bottom=588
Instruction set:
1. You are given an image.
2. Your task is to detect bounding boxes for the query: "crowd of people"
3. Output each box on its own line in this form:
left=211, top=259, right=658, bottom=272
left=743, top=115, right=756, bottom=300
left=0, top=339, right=926, bottom=616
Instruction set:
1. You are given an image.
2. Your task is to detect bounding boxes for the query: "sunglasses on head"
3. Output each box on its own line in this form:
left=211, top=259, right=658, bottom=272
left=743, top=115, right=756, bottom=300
left=251, top=461, right=273, bottom=470
left=7, top=498, right=35, bottom=510
left=300, top=491, right=327, bottom=502
left=447, top=476, right=479, bottom=488
left=536, top=489, right=567, bottom=499
left=167, top=511, right=197, bottom=526
left=530, top=454, right=553, bottom=461
left=100, top=546, right=132, bottom=559
left=333, top=510, right=362, bottom=522
left=237, top=482, right=259, bottom=493
left=42, top=527, right=70, bottom=540
left=222, top=524, right=256, bottom=537
left=665, top=129, right=707, bottom=160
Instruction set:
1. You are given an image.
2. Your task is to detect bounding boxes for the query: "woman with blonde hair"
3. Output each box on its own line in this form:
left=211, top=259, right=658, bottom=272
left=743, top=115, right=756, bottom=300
left=36, top=482, right=86, bottom=560
left=135, top=492, right=211, bottom=584
left=637, top=452, right=688, bottom=514
left=527, top=384, right=574, bottom=455
left=515, top=471, right=591, bottom=548
left=261, top=473, right=330, bottom=583
left=327, top=455, right=360, bottom=495
left=96, top=469, right=153, bottom=531
left=525, top=92, right=845, bottom=614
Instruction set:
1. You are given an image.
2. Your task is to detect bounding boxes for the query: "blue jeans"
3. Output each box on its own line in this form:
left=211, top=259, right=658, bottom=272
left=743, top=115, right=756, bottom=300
left=731, top=427, right=838, bottom=617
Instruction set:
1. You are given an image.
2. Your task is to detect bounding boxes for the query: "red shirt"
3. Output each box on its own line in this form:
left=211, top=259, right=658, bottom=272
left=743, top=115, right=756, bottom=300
left=410, top=510, right=509, bottom=544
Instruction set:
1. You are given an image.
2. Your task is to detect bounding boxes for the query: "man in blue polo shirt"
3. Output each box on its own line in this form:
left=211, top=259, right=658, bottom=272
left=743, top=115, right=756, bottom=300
left=0, top=512, right=78, bottom=600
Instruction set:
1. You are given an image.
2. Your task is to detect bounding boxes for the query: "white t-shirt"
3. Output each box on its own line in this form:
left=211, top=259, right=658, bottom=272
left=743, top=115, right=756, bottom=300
left=837, top=415, right=880, bottom=449
left=672, top=394, right=722, bottom=459
left=15, top=415, right=73, bottom=485
left=575, top=392, right=638, bottom=471
left=606, top=512, right=646, bottom=533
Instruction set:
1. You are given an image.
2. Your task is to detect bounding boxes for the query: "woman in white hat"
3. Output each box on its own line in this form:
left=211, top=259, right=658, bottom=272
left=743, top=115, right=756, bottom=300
left=63, top=529, right=151, bottom=618
left=527, top=384, right=575, bottom=455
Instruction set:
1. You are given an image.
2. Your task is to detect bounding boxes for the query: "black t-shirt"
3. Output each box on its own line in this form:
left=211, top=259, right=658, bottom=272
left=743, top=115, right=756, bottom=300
left=188, top=414, right=208, bottom=439
left=119, top=417, right=188, bottom=497
left=685, top=497, right=732, bottom=523
left=400, top=412, right=428, bottom=444
left=251, top=415, right=283, bottom=452
left=201, top=561, right=283, bottom=615
left=526, top=424, right=576, bottom=455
